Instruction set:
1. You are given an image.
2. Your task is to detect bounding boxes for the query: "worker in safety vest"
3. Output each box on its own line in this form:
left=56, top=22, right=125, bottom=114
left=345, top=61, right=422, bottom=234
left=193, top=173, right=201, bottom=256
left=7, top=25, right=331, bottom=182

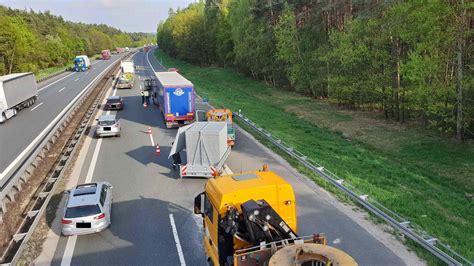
left=144, top=90, right=150, bottom=105
left=140, top=89, right=145, bottom=104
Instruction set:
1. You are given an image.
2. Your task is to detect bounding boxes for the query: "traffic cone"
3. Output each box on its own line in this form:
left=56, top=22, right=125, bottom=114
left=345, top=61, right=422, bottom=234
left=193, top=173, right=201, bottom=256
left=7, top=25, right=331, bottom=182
left=143, top=102, right=147, bottom=108
left=155, top=144, right=161, bottom=155
left=147, top=127, right=152, bottom=135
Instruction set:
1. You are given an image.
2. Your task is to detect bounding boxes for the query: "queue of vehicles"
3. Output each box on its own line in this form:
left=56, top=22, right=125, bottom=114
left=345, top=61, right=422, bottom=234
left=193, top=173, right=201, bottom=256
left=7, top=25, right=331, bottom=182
left=1, top=46, right=357, bottom=265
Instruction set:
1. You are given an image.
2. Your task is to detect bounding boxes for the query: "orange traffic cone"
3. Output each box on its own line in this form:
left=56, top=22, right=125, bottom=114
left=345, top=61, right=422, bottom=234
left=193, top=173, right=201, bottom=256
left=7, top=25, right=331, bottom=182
left=155, top=144, right=161, bottom=155
left=147, top=127, right=152, bottom=135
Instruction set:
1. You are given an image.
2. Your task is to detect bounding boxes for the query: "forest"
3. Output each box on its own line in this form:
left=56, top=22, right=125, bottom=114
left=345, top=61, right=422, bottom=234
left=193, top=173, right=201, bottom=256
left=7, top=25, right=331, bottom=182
left=0, top=5, right=154, bottom=76
left=157, top=0, right=473, bottom=140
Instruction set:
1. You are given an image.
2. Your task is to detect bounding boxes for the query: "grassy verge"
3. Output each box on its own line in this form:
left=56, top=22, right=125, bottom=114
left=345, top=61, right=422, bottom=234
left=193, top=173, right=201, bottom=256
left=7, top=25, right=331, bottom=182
left=155, top=50, right=474, bottom=262
left=35, top=65, right=71, bottom=81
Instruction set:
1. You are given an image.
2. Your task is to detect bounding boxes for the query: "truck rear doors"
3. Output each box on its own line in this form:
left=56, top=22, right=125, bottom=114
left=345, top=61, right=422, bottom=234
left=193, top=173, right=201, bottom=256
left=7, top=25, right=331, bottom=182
left=165, top=87, right=194, bottom=118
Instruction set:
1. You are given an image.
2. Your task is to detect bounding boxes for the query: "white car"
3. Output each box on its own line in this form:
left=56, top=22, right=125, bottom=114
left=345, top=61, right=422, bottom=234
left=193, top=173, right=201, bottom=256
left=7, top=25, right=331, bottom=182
left=95, top=114, right=121, bottom=137
left=62, top=182, right=113, bottom=236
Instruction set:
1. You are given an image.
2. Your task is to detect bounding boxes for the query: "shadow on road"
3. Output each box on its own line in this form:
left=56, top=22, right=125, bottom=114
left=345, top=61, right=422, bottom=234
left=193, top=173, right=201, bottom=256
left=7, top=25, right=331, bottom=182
left=50, top=197, right=206, bottom=266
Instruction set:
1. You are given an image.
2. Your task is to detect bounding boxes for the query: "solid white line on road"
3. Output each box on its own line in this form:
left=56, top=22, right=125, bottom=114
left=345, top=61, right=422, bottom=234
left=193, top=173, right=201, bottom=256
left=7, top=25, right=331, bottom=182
left=60, top=235, right=77, bottom=266
left=74, top=78, right=80, bottom=82
left=85, top=138, right=103, bottom=183
left=58, top=87, right=66, bottom=93
left=0, top=56, right=120, bottom=182
left=149, top=133, right=155, bottom=147
left=30, top=102, right=43, bottom=111
left=38, top=72, right=75, bottom=92
left=169, top=214, right=186, bottom=266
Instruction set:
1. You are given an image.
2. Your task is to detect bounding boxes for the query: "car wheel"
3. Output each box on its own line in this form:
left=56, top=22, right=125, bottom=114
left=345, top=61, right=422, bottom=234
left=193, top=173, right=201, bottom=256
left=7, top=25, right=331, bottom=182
left=116, top=133, right=120, bottom=137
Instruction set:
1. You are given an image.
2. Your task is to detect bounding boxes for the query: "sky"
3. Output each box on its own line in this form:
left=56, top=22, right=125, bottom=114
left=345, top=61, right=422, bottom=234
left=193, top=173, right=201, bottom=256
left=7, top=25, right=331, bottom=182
left=0, top=0, right=196, bottom=33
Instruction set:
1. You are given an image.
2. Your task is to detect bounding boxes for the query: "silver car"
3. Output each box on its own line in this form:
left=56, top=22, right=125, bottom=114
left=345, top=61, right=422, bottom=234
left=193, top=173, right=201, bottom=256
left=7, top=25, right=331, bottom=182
left=62, top=182, right=113, bottom=236
left=95, top=114, right=121, bottom=137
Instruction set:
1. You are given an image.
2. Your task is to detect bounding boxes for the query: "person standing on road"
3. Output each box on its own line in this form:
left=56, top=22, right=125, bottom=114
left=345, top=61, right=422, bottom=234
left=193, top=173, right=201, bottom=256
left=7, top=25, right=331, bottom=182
left=144, top=89, right=150, bottom=106
left=140, top=89, right=145, bottom=104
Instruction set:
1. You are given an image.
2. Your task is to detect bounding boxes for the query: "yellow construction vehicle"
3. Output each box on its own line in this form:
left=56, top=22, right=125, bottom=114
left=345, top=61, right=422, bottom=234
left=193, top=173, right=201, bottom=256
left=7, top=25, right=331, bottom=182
left=194, top=165, right=357, bottom=266
left=206, top=109, right=235, bottom=146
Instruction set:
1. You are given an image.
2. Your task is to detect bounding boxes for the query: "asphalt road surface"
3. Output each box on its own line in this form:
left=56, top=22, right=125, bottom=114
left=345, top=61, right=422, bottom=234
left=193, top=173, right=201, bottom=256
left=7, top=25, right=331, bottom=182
left=0, top=54, right=126, bottom=185
left=45, top=49, right=408, bottom=265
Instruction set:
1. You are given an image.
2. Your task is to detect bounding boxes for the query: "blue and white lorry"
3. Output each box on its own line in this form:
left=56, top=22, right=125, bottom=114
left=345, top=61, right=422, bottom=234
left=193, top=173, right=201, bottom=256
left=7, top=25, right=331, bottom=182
left=152, top=71, right=195, bottom=128
left=74, top=55, right=91, bottom=72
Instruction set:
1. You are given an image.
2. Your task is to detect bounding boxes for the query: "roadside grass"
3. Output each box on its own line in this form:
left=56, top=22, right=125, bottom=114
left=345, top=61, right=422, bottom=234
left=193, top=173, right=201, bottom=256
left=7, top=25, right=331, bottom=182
left=155, top=50, right=474, bottom=262
left=35, top=65, right=72, bottom=81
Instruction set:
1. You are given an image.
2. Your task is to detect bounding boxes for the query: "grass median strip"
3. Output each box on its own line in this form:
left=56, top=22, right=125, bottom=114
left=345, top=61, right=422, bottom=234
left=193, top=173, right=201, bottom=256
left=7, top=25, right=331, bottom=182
left=155, top=49, right=474, bottom=262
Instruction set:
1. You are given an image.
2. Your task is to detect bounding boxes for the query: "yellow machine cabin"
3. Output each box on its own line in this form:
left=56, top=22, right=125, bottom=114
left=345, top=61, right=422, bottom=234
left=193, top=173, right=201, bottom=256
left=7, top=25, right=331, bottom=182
left=194, top=166, right=357, bottom=266
left=206, top=109, right=235, bottom=146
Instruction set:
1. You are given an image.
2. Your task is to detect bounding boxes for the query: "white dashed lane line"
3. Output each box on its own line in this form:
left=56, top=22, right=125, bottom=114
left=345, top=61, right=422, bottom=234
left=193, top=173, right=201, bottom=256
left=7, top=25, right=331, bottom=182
left=30, top=102, right=43, bottom=111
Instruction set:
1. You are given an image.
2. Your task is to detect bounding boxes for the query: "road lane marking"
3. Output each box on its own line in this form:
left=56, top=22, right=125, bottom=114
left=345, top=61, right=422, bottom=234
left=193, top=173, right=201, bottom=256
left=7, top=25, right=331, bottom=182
left=85, top=138, right=102, bottom=183
left=30, top=102, right=43, bottom=111
left=58, top=87, right=66, bottom=93
left=38, top=72, right=75, bottom=92
left=149, top=132, right=155, bottom=146
left=74, top=78, right=80, bottom=82
left=60, top=235, right=77, bottom=266
left=0, top=56, right=121, bottom=181
left=169, top=214, right=186, bottom=266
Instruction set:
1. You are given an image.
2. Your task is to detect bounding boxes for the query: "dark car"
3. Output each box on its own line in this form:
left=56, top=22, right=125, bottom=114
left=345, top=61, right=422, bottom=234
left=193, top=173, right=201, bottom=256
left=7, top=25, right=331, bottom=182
left=105, top=96, right=123, bottom=110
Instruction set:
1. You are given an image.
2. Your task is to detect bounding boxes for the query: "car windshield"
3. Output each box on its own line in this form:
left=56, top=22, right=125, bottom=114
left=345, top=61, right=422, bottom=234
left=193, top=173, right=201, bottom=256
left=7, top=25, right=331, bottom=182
left=98, top=120, right=116, bottom=126
left=107, top=98, right=120, bottom=103
left=65, top=204, right=101, bottom=218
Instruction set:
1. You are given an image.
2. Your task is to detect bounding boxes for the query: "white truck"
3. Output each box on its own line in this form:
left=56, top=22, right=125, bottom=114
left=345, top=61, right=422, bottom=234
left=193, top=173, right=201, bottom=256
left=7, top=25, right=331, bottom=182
left=0, top=73, right=38, bottom=123
left=169, top=122, right=231, bottom=178
left=116, top=60, right=135, bottom=89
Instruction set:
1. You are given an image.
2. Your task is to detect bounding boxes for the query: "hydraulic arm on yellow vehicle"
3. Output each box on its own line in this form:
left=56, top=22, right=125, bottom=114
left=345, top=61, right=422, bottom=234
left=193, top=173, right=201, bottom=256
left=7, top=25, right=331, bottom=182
left=194, top=165, right=357, bottom=266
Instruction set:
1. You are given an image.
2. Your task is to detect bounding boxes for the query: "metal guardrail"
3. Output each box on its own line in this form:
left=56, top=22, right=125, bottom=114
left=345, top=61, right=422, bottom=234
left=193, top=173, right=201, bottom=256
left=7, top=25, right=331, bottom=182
left=233, top=111, right=473, bottom=266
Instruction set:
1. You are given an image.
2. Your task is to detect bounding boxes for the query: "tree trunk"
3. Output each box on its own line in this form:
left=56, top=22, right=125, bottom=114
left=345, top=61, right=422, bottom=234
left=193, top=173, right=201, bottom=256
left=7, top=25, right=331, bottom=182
left=8, top=41, right=16, bottom=74
left=455, top=1, right=465, bottom=142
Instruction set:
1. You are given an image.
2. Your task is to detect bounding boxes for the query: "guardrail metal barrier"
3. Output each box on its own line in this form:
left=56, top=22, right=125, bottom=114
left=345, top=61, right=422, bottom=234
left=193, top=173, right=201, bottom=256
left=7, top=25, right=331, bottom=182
left=233, top=111, right=472, bottom=266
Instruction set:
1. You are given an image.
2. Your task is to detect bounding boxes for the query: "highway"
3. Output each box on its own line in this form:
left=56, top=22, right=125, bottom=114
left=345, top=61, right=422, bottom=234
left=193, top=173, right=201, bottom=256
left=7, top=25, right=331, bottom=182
left=0, top=54, right=126, bottom=186
left=36, top=49, right=418, bottom=265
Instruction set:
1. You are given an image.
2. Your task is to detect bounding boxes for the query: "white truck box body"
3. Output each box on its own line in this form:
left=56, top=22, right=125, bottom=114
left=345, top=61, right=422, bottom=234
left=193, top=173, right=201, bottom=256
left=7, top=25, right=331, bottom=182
left=121, top=61, right=134, bottom=74
left=155, top=71, right=193, bottom=88
left=169, top=122, right=230, bottom=178
left=185, top=122, right=227, bottom=165
left=0, top=73, right=38, bottom=111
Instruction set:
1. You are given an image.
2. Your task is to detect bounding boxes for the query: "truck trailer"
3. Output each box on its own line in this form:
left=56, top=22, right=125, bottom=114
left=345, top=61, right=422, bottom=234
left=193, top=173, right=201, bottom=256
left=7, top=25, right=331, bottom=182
left=0, top=73, right=38, bottom=123
left=169, top=122, right=231, bottom=178
left=116, top=61, right=135, bottom=89
left=74, top=55, right=91, bottom=72
left=152, top=71, right=195, bottom=128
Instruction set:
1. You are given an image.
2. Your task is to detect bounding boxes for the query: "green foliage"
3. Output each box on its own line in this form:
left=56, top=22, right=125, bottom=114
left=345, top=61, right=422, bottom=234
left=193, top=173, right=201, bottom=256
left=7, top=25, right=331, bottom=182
left=0, top=5, right=152, bottom=76
left=155, top=48, right=474, bottom=262
left=156, top=0, right=473, bottom=138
